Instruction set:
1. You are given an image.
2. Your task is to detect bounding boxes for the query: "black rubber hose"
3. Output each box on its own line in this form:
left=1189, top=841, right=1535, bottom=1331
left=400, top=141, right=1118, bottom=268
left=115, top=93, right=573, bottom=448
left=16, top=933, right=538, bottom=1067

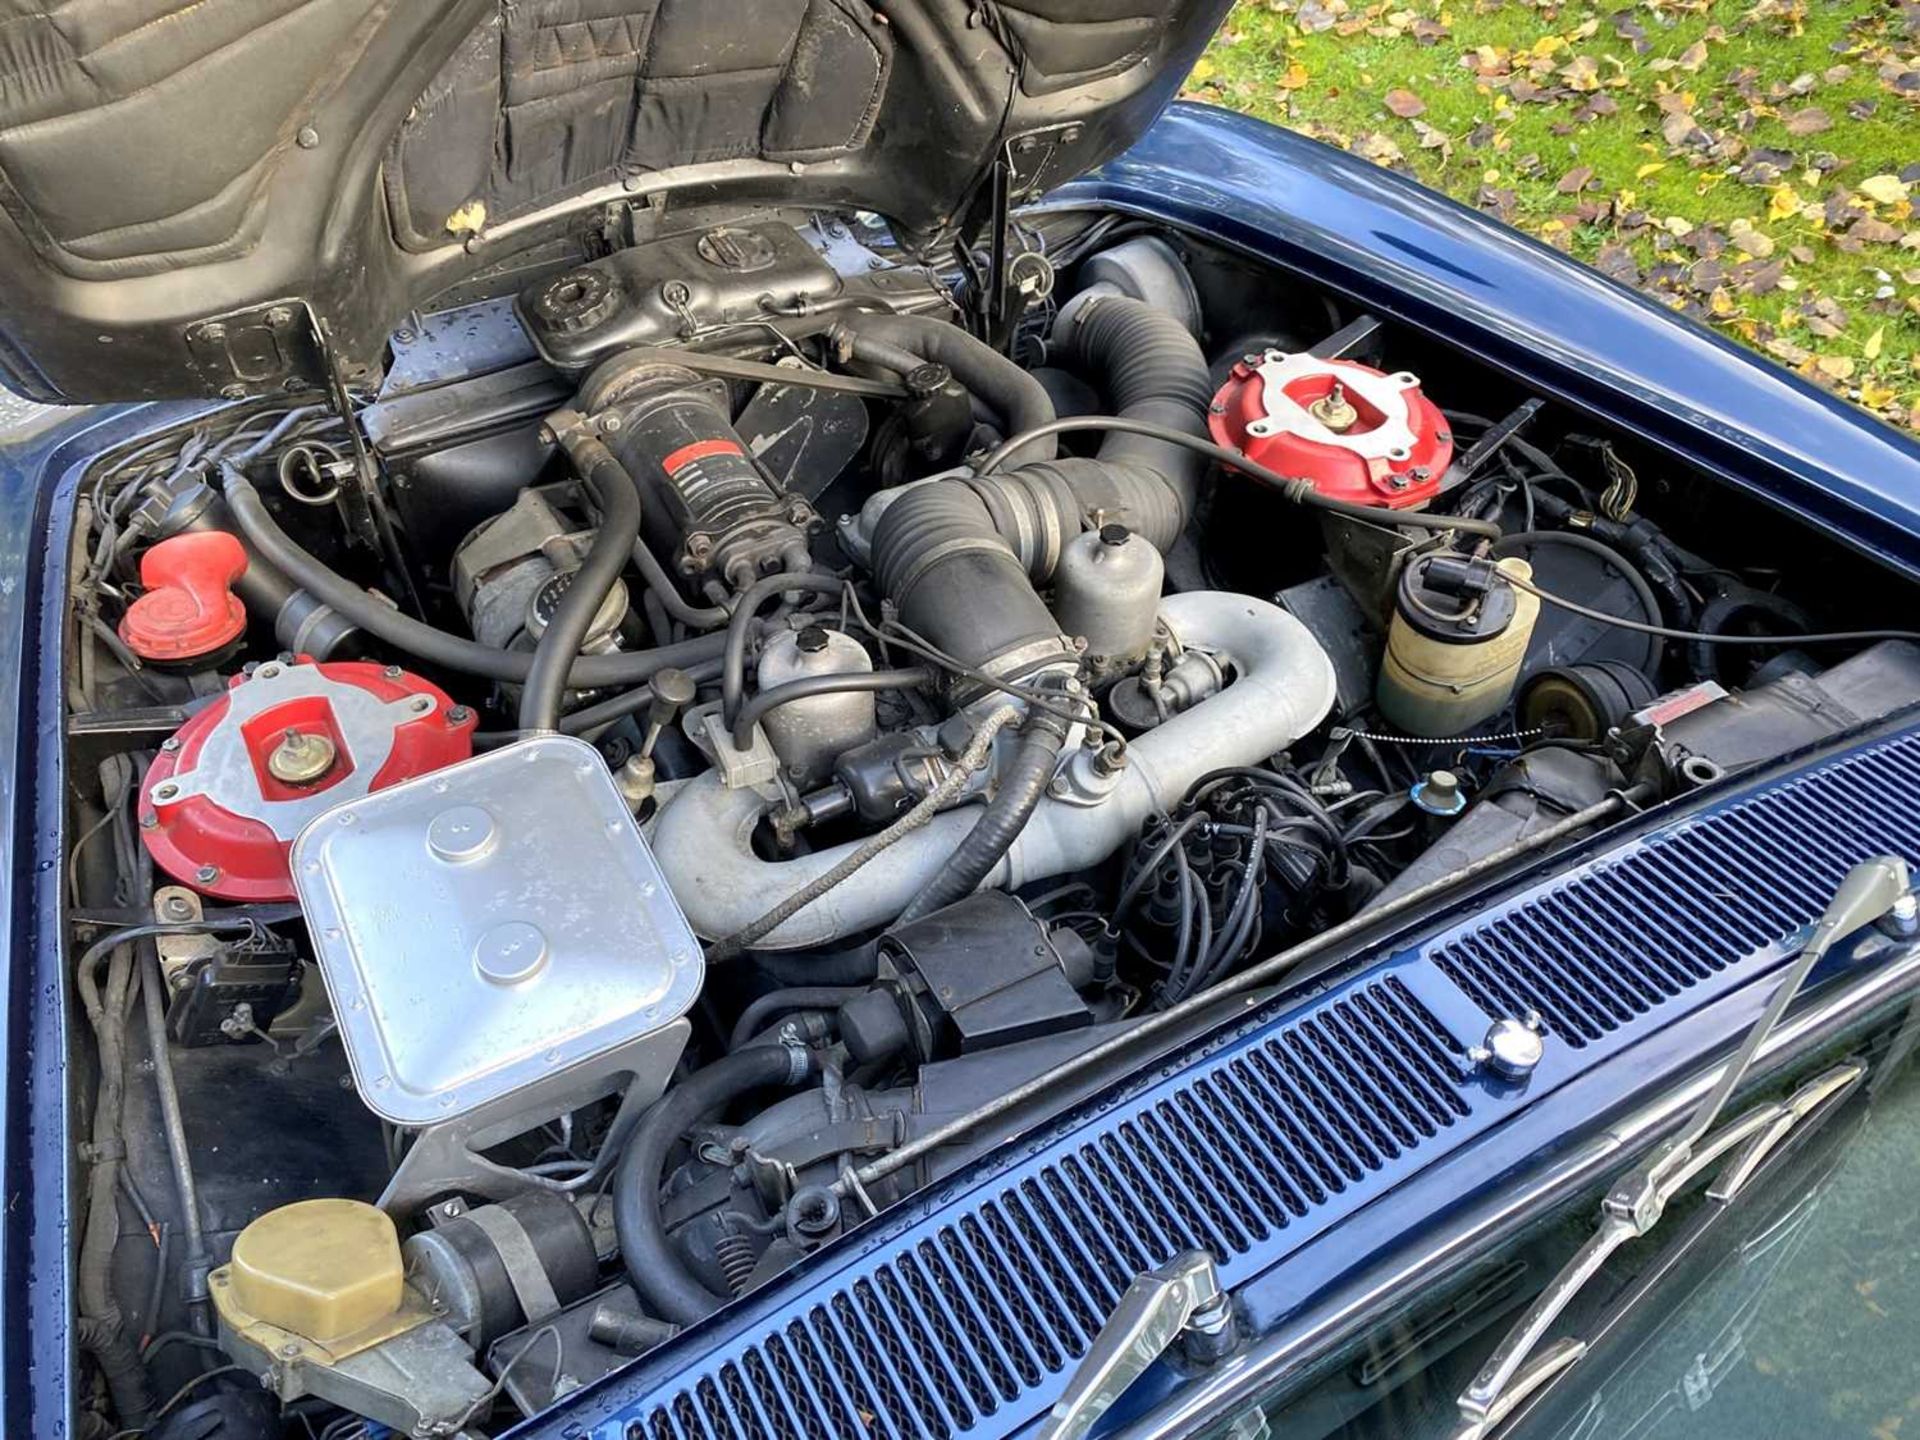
left=1491, top=529, right=1663, bottom=673
left=894, top=706, right=1072, bottom=925
left=728, top=986, right=868, bottom=1051
left=732, top=667, right=934, bottom=751
left=219, top=462, right=735, bottom=687
left=719, top=574, right=846, bottom=731
left=750, top=943, right=882, bottom=987
left=614, top=1045, right=822, bottom=1324
left=631, top=536, right=728, bottom=630
left=520, top=418, right=645, bottom=732
left=831, top=313, right=1057, bottom=459
left=840, top=330, right=933, bottom=380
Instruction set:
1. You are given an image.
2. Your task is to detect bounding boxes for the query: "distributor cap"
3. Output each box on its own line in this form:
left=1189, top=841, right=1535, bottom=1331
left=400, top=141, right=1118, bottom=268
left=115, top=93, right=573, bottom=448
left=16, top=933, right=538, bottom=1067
left=1208, top=350, right=1453, bottom=508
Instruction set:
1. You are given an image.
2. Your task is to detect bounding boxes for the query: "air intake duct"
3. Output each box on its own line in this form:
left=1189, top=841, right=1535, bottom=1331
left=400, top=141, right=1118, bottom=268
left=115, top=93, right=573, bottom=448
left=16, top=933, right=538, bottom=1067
left=850, top=291, right=1211, bottom=678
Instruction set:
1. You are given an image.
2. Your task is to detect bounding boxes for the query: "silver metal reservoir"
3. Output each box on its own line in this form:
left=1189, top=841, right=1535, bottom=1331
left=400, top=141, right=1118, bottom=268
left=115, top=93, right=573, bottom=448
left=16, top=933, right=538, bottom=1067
left=292, top=734, right=702, bottom=1127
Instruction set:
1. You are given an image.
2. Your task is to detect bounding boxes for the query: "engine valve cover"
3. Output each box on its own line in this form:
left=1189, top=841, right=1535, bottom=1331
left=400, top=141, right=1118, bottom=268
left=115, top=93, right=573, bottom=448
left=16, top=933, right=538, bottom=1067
left=1208, top=350, right=1452, bottom=508
left=139, top=660, right=476, bottom=901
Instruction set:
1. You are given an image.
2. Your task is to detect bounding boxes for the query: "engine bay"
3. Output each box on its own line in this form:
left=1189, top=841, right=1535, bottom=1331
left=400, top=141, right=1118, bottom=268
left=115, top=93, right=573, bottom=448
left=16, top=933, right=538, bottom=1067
left=59, top=208, right=1920, bottom=1438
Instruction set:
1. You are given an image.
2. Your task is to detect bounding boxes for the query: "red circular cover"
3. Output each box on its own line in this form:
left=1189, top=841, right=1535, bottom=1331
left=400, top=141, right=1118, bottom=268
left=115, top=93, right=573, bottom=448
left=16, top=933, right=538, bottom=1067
left=139, top=660, right=477, bottom=901
left=1207, top=353, right=1453, bottom=509
left=118, top=531, right=250, bottom=661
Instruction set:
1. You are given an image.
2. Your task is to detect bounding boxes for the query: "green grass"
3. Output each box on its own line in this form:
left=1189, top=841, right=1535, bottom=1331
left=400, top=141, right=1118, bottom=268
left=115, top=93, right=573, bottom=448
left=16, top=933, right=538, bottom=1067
left=1185, top=0, right=1920, bottom=434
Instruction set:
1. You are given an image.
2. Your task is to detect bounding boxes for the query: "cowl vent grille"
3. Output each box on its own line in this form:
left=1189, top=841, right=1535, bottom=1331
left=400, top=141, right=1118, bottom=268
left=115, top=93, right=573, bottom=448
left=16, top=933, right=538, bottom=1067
left=633, top=977, right=1468, bottom=1440
left=1432, top=732, right=1920, bottom=1046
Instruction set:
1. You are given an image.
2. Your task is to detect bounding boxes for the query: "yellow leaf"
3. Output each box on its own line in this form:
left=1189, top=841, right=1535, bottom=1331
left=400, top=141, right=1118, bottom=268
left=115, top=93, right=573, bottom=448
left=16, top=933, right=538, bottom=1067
left=1861, top=380, right=1896, bottom=408
left=1531, top=35, right=1563, bottom=58
left=444, top=199, right=487, bottom=236
left=1858, top=175, right=1911, bottom=206
left=1767, top=184, right=1801, bottom=222
left=1276, top=62, right=1311, bottom=90
left=1636, top=162, right=1668, bottom=180
left=1188, top=56, right=1216, bottom=84
left=1816, top=355, right=1856, bottom=381
left=1865, top=326, right=1885, bottom=361
left=1483, top=169, right=1501, bottom=183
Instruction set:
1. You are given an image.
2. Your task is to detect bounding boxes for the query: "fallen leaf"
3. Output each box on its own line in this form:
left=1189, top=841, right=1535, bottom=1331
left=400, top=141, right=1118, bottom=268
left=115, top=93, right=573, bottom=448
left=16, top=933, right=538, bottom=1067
left=1858, top=175, right=1911, bottom=205
left=1866, top=327, right=1886, bottom=361
left=1557, top=165, right=1595, bottom=194
left=1816, top=354, right=1856, bottom=381
left=1635, top=161, right=1668, bottom=180
left=1768, top=184, right=1802, bottom=221
left=1384, top=88, right=1426, bottom=118
left=1783, top=106, right=1832, bottom=136
left=1677, top=40, right=1710, bottom=72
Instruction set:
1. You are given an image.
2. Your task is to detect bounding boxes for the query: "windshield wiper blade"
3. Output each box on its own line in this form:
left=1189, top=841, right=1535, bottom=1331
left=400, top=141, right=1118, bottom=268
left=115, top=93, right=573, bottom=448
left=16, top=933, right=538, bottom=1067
left=1450, top=854, right=1911, bottom=1440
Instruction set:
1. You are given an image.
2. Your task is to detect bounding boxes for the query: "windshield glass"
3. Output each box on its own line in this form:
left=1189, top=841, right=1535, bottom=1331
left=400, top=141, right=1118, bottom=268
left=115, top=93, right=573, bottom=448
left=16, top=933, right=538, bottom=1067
left=1215, top=1034, right=1920, bottom=1440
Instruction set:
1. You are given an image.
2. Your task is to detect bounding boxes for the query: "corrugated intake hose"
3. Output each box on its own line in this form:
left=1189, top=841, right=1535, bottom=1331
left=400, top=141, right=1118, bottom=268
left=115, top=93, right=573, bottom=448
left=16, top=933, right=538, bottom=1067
left=614, top=1044, right=822, bottom=1324
left=957, top=293, right=1214, bottom=574
left=859, top=296, right=1211, bottom=676
left=867, top=481, right=1066, bottom=674
left=894, top=702, right=1074, bottom=925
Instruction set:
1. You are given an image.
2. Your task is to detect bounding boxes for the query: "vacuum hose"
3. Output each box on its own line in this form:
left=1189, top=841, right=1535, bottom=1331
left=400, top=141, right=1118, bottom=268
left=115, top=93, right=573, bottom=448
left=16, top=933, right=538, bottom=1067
left=614, top=1044, right=822, bottom=1324
left=519, top=411, right=644, bottom=732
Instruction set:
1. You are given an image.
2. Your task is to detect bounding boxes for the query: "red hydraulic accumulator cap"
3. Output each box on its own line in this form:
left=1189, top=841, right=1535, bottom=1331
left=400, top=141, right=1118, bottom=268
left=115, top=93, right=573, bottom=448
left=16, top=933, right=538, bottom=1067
left=1208, top=351, right=1453, bottom=510
left=119, top=531, right=249, bottom=662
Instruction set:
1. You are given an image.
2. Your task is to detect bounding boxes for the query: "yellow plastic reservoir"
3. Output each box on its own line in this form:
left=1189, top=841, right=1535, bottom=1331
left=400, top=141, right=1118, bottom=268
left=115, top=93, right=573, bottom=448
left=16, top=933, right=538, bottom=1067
left=1377, top=554, right=1539, bottom=737
left=217, top=1197, right=406, bottom=1345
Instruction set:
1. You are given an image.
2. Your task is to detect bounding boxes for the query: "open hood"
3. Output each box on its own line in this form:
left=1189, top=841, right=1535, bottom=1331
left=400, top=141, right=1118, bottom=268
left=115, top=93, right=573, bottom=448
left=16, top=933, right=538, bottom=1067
left=0, top=0, right=1227, bottom=405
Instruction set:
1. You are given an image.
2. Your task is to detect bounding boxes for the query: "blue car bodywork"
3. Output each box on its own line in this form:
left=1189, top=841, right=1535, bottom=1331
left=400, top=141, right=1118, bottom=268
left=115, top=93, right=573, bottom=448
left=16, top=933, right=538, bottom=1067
left=5, top=103, right=1918, bottom=1438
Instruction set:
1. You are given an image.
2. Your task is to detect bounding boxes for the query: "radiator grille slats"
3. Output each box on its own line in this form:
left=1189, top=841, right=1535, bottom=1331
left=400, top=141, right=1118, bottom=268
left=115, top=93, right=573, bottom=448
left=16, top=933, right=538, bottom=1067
left=1434, top=731, right=1920, bottom=1048
left=616, top=730, right=1920, bottom=1440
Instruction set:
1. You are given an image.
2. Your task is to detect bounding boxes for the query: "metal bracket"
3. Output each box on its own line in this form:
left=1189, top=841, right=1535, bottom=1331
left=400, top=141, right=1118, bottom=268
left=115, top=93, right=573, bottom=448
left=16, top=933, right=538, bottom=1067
left=1036, top=1250, right=1237, bottom=1440
left=183, top=301, right=326, bottom=399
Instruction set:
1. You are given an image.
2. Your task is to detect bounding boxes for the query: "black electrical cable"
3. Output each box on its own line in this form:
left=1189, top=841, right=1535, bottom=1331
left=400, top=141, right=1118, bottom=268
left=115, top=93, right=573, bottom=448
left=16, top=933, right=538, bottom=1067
left=1491, top=530, right=1664, bottom=673
left=731, top=668, right=935, bottom=751
left=218, top=462, right=736, bottom=688
left=631, top=536, right=729, bottom=630
left=613, top=1045, right=823, bottom=1324
left=519, top=419, right=645, bottom=732
left=1505, top=569, right=1920, bottom=647
left=973, top=416, right=1504, bottom=539
left=719, top=573, right=848, bottom=731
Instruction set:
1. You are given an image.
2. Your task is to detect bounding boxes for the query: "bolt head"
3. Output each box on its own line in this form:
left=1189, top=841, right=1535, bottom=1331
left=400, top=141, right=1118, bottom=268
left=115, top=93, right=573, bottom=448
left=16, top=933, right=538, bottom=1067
left=194, top=864, right=220, bottom=885
left=296, top=126, right=320, bottom=149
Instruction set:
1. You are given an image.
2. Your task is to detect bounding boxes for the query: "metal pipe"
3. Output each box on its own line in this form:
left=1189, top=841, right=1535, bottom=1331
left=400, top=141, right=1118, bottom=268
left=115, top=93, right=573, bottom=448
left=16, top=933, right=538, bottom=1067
left=139, top=945, right=212, bottom=1331
left=839, top=785, right=1646, bottom=1197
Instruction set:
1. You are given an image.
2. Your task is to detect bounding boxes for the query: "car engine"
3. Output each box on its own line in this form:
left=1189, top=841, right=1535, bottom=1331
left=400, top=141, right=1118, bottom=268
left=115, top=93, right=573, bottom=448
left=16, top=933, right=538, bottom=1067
left=60, top=211, right=1920, bottom=1438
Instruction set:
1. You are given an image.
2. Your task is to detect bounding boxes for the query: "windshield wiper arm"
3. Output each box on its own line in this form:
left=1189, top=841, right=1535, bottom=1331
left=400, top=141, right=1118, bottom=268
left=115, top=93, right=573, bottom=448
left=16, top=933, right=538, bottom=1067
left=1451, top=854, right=1911, bottom=1440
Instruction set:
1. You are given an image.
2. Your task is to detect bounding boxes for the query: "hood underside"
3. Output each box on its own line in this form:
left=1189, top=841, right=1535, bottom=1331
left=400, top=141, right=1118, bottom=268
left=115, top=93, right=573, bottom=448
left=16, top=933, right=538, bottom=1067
left=0, top=0, right=1227, bottom=405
